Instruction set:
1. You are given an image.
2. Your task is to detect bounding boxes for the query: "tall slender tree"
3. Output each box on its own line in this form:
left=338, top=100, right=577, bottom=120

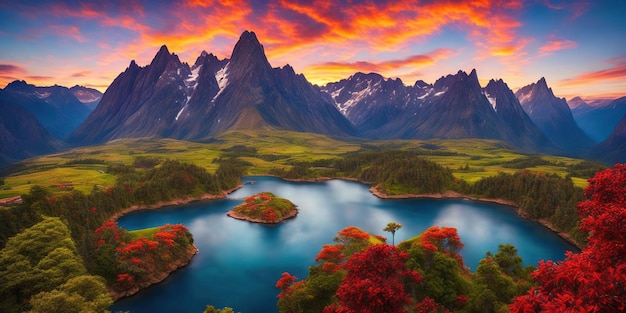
left=384, top=222, right=402, bottom=245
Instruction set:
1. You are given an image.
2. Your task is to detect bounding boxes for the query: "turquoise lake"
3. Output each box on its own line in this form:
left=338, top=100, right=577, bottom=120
left=112, top=176, right=578, bottom=313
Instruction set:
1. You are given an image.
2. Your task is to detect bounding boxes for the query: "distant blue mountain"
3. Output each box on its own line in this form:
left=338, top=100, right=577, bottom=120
left=572, top=96, right=626, bottom=143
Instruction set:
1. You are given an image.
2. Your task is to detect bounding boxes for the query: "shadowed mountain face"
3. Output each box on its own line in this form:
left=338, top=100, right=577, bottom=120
left=572, top=96, right=626, bottom=142
left=324, top=70, right=555, bottom=154
left=515, top=78, right=594, bottom=154
left=591, top=114, right=626, bottom=164
left=68, top=31, right=355, bottom=146
left=3, top=81, right=96, bottom=140
left=0, top=90, right=62, bottom=167
left=483, top=79, right=555, bottom=152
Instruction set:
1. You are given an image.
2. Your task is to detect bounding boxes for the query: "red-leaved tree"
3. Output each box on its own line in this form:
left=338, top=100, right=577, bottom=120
left=510, top=164, right=626, bottom=312
left=326, top=244, right=422, bottom=313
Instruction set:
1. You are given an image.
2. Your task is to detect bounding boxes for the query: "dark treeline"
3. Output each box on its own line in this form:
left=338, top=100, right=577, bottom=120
left=471, top=171, right=585, bottom=243
left=499, top=156, right=606, bottom=179
left=266, top=150, right=588, bottom=244
left=271, top=150, right=464, bottom=194
left=0, top=159, right=243, bottom=270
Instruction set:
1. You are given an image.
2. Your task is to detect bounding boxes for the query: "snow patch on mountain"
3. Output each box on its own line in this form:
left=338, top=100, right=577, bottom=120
left=418, top=88, right=433, bottom=100
left=338, top=81, right=372, bottom=114
left=517, top=90, right=533, bottom=104
left=35, top=91, right=51, bottom=99
left=483, top=91, right=497, bottom=111
left=186, top=65, right=202, bottom=88
left=175, top=106, right=186, bottom=121
left=212, top=63, right=230, bottom=102
left=330, top=86, right=344, bottom=100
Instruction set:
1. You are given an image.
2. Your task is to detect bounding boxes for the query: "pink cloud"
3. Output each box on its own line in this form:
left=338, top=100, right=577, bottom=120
left=0, top=64, right=26, bottom=74
left=560, top=62, right=626, bottom=86
left=539, top=39, right=577, bottom=54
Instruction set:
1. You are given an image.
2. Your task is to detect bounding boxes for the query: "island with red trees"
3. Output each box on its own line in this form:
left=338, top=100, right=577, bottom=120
left=227, top=192, right=298, bottom=224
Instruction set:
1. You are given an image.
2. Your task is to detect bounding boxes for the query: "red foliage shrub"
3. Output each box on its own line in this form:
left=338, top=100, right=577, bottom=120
left=330, top=244, right=422, bottom=313
left=510, top=164, right=626, bottom=313
left=336, top=226, right=370, bottom=241
left=276, top=272, right=297, bottom=300
left=117, top=273, right=135, bottom=289
left=315, top=244, right=344, bottom=263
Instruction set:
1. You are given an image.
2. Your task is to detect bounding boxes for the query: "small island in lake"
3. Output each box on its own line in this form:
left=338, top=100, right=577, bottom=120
left=227, top=192, right=298, bottom=224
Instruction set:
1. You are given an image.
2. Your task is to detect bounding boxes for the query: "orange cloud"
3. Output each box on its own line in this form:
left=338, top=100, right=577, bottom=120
left=4, top=0, right=536, bottom=91
left=539, top=39, right=577, bottom=55
left=304, top=49, right=455, bottom=85
left=559, top=62, right=626, bottom=87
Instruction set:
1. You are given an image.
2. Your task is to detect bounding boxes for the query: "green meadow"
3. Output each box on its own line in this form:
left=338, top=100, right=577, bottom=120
left=0, top=130, right=600, bottom=199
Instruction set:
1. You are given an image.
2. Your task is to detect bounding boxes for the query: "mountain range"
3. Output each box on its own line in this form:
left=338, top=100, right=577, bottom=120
left=68, top=31, right=354, bottom=146
left=570, top=96, right=626, bottom=143
left=1, top=30, right=624, bottom=168
left=3, top=81, right=100, bottom=140
left=322, top=70, right=555, bottom=153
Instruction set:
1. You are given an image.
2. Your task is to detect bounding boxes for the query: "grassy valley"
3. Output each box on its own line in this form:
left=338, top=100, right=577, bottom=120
left=0, top=130, right=602, bottom=199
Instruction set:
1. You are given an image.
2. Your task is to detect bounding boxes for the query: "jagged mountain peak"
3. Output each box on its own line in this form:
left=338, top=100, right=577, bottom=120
left=193, top=51, right=219, bottom=68
left=536, top=77, right=549, bottom=89
left=515, top=77, right=594, bottom=153
left=413, top=80, right=429, bottom=88
left=434, top=69, right=481, bottom=90
left=517, top=77, right=559, bottom=103
left=128, top=60, right=139, bottom=70
left=150, top=45, right=172, bottom=64
left=230, top=31, right=269, bottom=66
left=5, top=80, right=36, bottom=93
left=468, top=68, right=478, bottom=79
left=281, top=64, right=296, bottom=75
left=225, top=30, right=273, bottom=83
left=156, top=44, right=171, bottom=56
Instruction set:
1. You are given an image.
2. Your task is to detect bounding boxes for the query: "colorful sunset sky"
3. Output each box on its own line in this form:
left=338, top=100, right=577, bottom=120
left=1, top=0, right=625, bottom=101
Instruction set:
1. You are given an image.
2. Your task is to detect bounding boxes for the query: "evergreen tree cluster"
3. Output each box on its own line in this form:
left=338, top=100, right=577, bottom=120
left=471, top=170, right=585, bottom=243
left=338, top=150, right=464, bottom=194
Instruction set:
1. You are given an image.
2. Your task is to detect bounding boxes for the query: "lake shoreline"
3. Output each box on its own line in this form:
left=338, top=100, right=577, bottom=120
left=108, top=175, right=581, bottom=303
left=226, top=208, right=299, bottom=224
left=109, top=184, right=243, bottom=222
left=367, top=184, right=583, bottom=250
left=108, top=184, right=242, bottom=303
left=259, top=176, right=582, bottom=249
left=109, top=245, right=199, bottom=302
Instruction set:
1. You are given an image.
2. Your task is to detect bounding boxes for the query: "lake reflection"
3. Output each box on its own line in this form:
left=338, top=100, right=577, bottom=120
left=112, top=176, right=577, bottom=313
